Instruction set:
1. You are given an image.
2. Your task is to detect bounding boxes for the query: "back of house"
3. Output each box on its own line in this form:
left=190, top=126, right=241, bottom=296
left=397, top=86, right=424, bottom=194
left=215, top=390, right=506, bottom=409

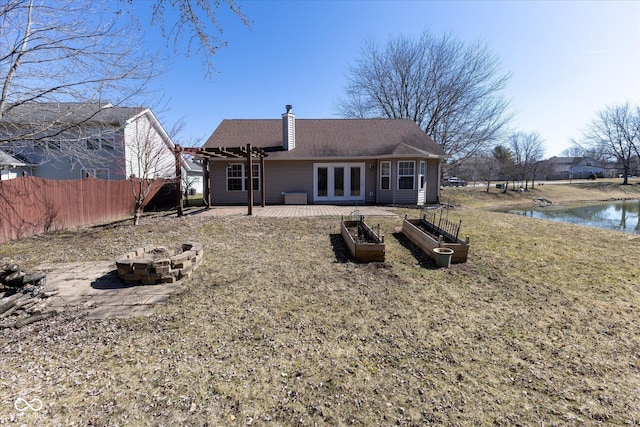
left=202, top=106, right=446, bottom=206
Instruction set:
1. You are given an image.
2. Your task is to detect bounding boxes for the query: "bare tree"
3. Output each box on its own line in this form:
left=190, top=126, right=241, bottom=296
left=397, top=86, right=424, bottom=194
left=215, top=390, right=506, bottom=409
left=563, top=141, right=608, bottom=162
left=508, top=132, right=546, bottom=190
left=561, top=143, right=589, bottom=158
left=182, top=169, right=199, bottom=205
left=0, top=0, right=250, bottom=154
left=493, top=145, right=515, bottom=193
left=582, top=103, right=640, bottom=184
left=338, top=30, right=512, bottom=164
left=126, top=116, right=177, bottom=225
left=147, top=0, right=250, bottom=78
left=462, top=150, right=499, bottom=192
left=0, top=0, right=158, bottom=148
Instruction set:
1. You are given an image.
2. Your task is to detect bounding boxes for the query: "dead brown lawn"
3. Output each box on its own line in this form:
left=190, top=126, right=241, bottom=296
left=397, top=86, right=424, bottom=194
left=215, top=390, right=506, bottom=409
left=1, top=181, right=640, bottom=425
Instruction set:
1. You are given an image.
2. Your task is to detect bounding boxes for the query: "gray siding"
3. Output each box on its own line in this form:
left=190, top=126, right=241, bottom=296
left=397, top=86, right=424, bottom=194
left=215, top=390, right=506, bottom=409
left=376, top=158, right=440, bottom=205
left=210, top=158, right=380, bottom=205
left=264, top=160, right=314, bottom=204
left=6, top=129, right=127, bottom=180
left=363, top=161, right=377, bottom=203
left=425, top=158, right=440, bottom=204
left=209, top=157, right=441, bottom=205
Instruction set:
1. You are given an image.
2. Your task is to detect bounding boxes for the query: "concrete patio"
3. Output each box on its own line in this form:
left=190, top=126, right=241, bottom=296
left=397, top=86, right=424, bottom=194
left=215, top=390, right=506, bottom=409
left=186, top=204, right=399, bottom=218
left=39, top=261, right=182, bottom=320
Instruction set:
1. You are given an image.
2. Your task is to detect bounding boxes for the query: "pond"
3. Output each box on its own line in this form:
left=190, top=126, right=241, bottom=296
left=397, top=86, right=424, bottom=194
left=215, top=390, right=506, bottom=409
left=505, top=199, right=640, bottom=234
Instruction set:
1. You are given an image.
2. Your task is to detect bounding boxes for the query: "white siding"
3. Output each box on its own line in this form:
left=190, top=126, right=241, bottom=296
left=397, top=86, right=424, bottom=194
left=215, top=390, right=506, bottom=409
left=124, top=114, right=175, bottom=180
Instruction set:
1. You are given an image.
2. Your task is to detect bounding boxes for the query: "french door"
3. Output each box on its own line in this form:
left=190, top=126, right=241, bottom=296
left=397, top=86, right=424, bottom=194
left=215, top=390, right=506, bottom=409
left=313, top=163, right=365, bottom=202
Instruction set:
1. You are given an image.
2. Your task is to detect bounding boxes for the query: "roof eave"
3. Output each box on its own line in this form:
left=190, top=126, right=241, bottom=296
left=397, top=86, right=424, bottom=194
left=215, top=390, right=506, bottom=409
left=207, top=154, right=446, bottom=161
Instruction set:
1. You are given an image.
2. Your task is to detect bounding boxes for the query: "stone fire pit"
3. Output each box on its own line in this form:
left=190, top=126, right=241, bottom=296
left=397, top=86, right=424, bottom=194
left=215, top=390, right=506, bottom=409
left=116, top=242, right=204, bottom=285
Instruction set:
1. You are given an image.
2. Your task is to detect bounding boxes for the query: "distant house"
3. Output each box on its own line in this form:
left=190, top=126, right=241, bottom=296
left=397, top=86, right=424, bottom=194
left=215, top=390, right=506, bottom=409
left=183, top=157, right=204, bottom=195
left=202, top=106, right=446, bottom=205
left=0, top=102, right=189, bottom=182
left=611, top=155, right=640, bottom=178
left=543, top=156, right=605, bottom=180
left=0, top=149, right=33, bottom=180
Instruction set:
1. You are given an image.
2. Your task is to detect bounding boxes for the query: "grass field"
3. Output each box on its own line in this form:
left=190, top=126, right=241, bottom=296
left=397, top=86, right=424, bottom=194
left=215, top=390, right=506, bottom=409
left=1, top=180, right=640, bottom=425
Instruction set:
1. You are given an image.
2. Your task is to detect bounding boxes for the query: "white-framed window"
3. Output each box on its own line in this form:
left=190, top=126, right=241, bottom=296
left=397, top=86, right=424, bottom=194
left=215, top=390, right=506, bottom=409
left=35, top=138, right=60, bottom=150
left=227, top=164, right=243, bottom=191
left=82, top=169, right=110, bottom=179
left=250, top=163, right=260, bottom=191
left=87, top=137, right=100, bottom=150
left=380, top=161, right=391, bottom=190
left=101, top=136, right=115, bottom=150
left=46, top=138, right=60, bottom=150
left=398, top=161, right=415, bottom=190
left=86, top=135, right=115, bottom=150
left=226, top=163, right=260, bottom=192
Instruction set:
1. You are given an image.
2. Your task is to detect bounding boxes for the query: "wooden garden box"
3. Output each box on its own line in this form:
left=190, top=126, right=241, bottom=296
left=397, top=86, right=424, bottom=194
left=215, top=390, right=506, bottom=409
left=401, top=213, right=470, bottom=264
left=340, top=216, right=385, bottom=262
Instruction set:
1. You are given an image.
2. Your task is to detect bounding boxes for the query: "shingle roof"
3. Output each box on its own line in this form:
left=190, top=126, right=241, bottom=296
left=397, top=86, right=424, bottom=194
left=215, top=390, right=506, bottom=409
left=0, top=103, right=144, bottom=125
left=183, top=157, right=203, bottom=172
left=203, top=118, right=446, bottom=159
left=0, top=149, right=31, bottom=167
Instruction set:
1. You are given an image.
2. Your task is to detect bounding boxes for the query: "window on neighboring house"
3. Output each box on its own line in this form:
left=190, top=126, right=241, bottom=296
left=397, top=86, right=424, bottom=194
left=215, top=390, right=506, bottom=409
left=86, top=135, right=115, bottom=150
left=95, top=169, right=110, bottom=179
left=398, top=161, right=415, bottom=190
left=82, top=169, right=110, bottom=179
left=87, top=138, right=100, bottom=150
left=227, top=163, right=261, bottom=191
left=102, top=136, right=115, bottom=150
left=47, top=139, right=60, bottom=150
left=380, top=161, right=390, bottom=190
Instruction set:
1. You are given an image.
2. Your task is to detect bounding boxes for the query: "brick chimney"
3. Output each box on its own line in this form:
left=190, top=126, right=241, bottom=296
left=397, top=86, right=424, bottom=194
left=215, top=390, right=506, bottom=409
left=282, top=104, right=295, bottom=151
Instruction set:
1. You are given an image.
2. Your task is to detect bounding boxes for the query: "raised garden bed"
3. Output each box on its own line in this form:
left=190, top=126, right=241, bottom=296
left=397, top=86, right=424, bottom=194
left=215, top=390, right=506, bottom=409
left=401, top=211, right=470, bottom=264
left=341, top=216, right=385, bottom=262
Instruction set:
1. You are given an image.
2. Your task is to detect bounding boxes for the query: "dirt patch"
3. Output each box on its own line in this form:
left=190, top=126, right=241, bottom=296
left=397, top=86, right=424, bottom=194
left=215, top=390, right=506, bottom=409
left=344, top=223, right=380, bottom=244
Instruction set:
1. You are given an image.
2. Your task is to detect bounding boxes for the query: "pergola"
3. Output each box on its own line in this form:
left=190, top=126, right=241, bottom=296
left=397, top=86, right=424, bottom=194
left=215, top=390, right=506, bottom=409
left=175, top=144, right=268, bottom=216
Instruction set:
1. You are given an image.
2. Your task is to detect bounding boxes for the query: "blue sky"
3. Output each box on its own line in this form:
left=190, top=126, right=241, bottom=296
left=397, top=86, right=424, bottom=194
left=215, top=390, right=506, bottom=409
left=139, top=1, right=640, bottom=158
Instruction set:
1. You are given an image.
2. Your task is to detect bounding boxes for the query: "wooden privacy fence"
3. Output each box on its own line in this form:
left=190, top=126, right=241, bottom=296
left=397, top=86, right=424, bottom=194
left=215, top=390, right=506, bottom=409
left=0, top=176, right=166, bottom=244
